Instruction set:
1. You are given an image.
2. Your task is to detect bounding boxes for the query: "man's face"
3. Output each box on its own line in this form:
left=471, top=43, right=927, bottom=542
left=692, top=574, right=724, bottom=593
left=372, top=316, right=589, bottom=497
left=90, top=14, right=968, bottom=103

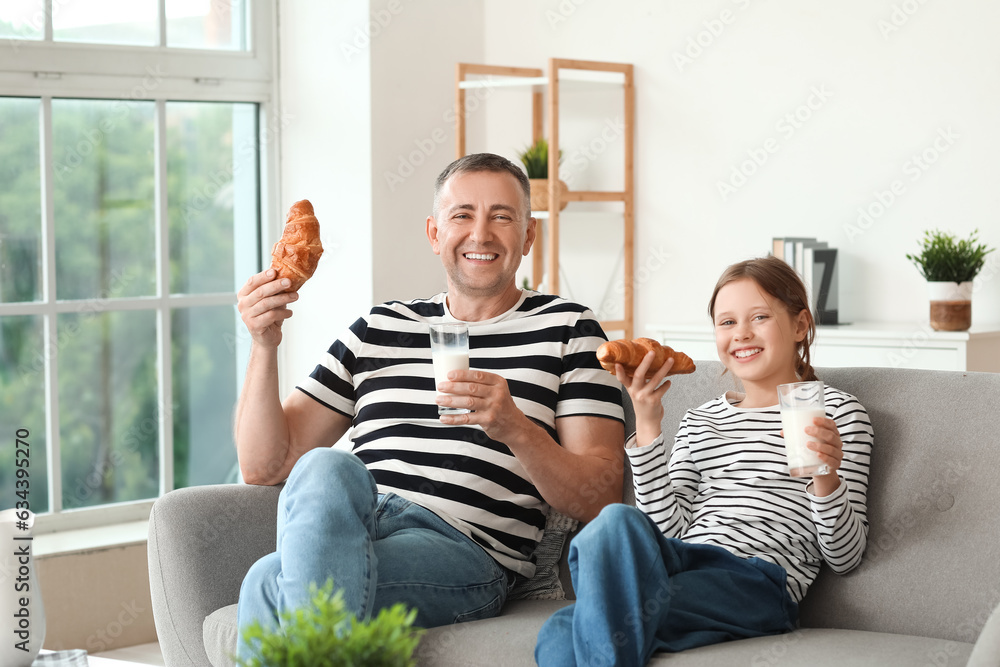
left=427, top=170, right=535, bottom=300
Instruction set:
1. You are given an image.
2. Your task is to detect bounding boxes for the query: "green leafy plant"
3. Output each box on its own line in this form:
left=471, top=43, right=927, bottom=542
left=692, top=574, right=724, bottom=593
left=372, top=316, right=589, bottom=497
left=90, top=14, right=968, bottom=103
left=906, top=229, right=995, bottom=283
left=236, top=579, right=424, bottom=667
left=517, top=138, right=562, bottom=178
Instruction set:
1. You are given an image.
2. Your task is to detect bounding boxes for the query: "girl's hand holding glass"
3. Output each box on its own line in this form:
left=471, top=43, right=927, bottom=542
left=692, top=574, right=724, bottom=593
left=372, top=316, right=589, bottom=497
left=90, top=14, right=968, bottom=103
left=805, top=416, right=845, bottom=496
left=617, top=351, right=675, bottom=449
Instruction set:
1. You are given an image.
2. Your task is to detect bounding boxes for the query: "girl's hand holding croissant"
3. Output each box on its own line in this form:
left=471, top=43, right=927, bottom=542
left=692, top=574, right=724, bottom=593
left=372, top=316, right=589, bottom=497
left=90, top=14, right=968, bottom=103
left=617, top=352, right=675, bottom=449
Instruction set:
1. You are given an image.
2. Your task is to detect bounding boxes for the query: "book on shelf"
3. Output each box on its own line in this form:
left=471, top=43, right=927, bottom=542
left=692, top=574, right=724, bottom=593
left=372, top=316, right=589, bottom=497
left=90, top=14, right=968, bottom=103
left=769, top=237, right=839, bottom=325
left=801, top=240, right=828, bottom=313
left=812, top=247, right=839, bottom=325
left=771, top=237, right=785, bottom=261
left=772, top=237, right=816, bottom=273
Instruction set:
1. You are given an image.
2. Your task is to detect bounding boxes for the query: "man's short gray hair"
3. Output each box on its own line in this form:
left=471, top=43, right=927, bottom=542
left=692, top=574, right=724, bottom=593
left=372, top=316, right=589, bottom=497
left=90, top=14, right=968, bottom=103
left=432, top=153, right=531, bottom=218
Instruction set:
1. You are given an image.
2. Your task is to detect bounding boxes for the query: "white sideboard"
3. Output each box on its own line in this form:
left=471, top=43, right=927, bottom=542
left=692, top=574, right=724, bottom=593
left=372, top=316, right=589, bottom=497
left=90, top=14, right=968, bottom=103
left=647, top=322, right=1000, bottom=373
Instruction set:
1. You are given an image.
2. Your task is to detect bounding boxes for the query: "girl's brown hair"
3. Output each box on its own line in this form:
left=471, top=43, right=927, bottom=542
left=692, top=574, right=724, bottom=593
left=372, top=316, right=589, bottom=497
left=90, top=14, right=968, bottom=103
left=707, top=255, right=818, bottom=382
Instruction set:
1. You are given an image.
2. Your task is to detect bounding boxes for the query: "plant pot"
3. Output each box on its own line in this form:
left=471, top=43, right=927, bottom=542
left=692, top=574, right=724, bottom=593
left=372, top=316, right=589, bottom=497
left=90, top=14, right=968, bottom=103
left=928, top=281, right=973, bottom=331
left=528, top=178, right=569, bottom=212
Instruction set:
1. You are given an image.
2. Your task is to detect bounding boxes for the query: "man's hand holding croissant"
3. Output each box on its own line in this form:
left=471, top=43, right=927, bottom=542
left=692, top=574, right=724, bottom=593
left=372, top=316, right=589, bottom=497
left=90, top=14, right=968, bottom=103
left=238, top=269, right=299, bottom=349
left=238, top=199, right=323, bottom=349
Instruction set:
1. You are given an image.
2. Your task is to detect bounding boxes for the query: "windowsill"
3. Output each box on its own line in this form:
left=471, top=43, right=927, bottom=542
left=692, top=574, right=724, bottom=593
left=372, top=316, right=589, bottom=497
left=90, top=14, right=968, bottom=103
left=33, top=520, right=149, bottom=558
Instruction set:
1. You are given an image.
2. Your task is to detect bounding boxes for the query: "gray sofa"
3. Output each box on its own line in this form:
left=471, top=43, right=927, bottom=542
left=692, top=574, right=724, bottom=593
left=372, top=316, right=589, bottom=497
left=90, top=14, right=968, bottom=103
left=149, top=363, right=1000, bottom=666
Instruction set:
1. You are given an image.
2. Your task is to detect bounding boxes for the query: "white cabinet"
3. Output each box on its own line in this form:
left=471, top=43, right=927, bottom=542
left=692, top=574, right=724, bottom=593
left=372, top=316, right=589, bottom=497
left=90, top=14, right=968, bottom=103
left=647, top=322, right=1000, bottom=373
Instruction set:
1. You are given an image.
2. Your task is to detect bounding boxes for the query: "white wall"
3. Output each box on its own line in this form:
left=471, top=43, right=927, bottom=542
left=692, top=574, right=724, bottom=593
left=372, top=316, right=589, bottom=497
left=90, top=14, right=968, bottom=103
left=272, top=0, right=484, bottom=395
left=477, top=0, right=1000, bottom=336
left=370, top=0, right=485, bottom=305
left=277, top=0, right=375, bottom=393
left=278, top=0, right=486, bottom=395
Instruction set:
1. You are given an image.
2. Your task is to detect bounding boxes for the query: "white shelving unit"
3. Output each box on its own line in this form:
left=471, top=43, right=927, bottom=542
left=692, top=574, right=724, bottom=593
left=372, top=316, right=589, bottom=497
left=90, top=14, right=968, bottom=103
left=457, top=69, right=627, bottom=90
left=456, top=59, right=635, bottom=337
left=647, top=322, right=1000, bottom=373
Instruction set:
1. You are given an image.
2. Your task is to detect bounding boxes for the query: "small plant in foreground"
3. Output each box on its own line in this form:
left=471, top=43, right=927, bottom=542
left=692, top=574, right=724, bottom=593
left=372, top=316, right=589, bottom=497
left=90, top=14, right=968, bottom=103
left=236, top=579, right=424, bottom=667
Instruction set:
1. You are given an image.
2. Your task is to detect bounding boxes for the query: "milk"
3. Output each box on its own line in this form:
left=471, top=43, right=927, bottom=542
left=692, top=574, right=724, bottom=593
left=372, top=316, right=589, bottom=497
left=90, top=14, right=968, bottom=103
left=428, top=322, right=471, bottom=416
left=781, top=407, right=828, bottom=477
left=432, top=350, right=469, bottom=386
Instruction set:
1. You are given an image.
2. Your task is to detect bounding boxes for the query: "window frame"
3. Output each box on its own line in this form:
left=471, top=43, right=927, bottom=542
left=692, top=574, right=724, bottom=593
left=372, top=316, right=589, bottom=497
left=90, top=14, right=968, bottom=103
left=0, top=0, right=279, bottom=534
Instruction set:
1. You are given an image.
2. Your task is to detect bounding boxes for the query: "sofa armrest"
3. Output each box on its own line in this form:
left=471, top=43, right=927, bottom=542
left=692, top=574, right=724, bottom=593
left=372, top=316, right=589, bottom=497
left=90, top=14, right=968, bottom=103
left=968, top=601, right=1000, bottom=667
left=148, top=483, right=281, bottom=667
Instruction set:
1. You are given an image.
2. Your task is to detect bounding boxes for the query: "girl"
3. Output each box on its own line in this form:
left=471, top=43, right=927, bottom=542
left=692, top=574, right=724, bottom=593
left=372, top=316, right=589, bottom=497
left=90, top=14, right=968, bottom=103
left=535, top=256, right=873, bottom=667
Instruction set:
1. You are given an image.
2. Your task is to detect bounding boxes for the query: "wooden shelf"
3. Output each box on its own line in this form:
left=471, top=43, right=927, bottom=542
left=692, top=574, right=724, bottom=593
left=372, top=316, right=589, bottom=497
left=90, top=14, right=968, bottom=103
left=530, top=210, right=623, bottom=220
left=457, top=69, right=626, bottom=90
left=563, top=190, right=626, bottom=202
left=455, top=58, right=635, bottom=338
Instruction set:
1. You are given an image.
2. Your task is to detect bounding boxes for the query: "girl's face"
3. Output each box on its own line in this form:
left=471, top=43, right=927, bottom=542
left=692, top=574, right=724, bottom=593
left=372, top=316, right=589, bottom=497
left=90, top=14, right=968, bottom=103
left=713, top=278, right=809, bottom=389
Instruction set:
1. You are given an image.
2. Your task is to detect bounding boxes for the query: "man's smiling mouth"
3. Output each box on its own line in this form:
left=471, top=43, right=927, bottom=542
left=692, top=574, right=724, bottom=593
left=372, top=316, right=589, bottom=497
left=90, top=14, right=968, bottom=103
left=464, top=253, right=498, bottom=261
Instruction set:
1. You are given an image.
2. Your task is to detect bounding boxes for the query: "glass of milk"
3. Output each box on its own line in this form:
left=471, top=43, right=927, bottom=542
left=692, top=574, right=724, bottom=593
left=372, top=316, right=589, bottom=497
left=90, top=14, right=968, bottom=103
left=429, top=323, right=472, bottom=415
left=777, top=381, right=831, bottom=477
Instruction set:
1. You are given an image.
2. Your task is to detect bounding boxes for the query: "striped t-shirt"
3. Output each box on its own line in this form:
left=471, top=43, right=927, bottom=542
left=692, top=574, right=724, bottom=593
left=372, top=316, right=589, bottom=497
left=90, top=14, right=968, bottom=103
left=297, top=290, right=624, bottom=577
left=626, top=385, right=872, bottom=602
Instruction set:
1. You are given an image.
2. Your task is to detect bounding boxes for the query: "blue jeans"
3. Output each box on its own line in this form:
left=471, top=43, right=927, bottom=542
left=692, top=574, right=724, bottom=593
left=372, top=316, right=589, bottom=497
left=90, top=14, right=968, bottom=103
left=236, top=448, right=512, bottom=660
left=535, top=504, right=798, bottom=667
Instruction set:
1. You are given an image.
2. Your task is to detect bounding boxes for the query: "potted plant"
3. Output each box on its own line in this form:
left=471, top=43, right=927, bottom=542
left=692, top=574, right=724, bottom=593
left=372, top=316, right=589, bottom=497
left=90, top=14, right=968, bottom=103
left=236, top=579, right=424, bottom=667
left=906, top=229, right=995, bottom=331
left=518, top=138, right=568, bottom=212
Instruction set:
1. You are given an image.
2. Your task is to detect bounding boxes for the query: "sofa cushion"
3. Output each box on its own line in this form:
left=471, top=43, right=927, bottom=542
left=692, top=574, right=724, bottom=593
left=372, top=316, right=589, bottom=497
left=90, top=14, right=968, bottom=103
left=205, top=598, right=976, bottom=667
left=651, top=629, right=972, bottom=667
left=204, top=604, right=238, bottom=667
left=206, top=600, right=569, bottom=667
left=416, top=600, right=974, bottom=666
left=415, top=600, right=570, bottom=665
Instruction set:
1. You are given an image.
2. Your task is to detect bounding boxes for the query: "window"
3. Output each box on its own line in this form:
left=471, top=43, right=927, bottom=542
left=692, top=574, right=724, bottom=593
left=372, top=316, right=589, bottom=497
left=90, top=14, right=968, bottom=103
left=0, top=0, right=275, bottom=532
left=1, top=1, right=249, bottom=49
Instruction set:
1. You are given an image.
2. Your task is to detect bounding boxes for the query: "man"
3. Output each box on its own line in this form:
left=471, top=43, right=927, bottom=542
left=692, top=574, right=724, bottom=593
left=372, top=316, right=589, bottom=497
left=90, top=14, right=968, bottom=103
left=234, top=153, right=624, bottom=656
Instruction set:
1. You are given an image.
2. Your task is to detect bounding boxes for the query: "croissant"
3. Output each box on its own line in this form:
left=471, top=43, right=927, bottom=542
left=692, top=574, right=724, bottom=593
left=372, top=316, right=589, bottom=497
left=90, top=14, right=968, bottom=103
left=270, top=199, right=323, bottom=292
left=596, top=338, right=696, bottom=378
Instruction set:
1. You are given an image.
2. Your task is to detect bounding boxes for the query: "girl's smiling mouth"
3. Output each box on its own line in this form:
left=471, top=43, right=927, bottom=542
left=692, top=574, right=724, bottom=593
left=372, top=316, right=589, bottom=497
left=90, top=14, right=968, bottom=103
left=733, top=347, right=763, bottom=360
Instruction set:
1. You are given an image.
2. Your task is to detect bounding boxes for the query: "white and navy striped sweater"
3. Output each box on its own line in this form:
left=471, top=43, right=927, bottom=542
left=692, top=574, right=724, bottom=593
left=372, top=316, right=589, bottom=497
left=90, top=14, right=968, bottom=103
left=297, top=291, right=624, bottom=577
left=626, top=386, right=872, bottom=603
